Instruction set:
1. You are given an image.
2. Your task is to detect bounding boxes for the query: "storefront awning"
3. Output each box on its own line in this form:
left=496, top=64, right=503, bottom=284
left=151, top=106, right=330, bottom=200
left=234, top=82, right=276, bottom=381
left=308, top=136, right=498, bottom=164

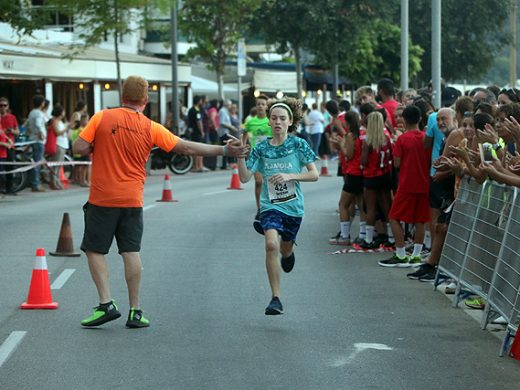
left=253, top=69, right=297, bottom=93
left=0, top=40, right=190, bottom=84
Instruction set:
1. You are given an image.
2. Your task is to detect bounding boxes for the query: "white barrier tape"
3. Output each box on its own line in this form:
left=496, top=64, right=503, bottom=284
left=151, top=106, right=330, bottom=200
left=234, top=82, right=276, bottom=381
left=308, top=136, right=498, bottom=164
left=0, top=162, right=44, bottom=174
left=0, top=161, right=35, bottom=165
left=0, top=160, right=91, bottom=174
left=0, top=160, right=91, bottom=166
left=44, top=161, right=91, bottom=167
left=14, top=141, right=38, bottom=147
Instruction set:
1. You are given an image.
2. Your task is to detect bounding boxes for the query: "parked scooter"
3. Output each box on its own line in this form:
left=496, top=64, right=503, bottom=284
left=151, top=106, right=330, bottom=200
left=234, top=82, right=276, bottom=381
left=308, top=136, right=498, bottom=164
left=150, top=147, right=193, bottom=175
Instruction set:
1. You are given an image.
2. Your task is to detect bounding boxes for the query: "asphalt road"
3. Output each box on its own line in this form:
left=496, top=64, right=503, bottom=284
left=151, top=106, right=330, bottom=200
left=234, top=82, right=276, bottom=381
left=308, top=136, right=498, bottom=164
left=1, top=166, right=520, bottom=390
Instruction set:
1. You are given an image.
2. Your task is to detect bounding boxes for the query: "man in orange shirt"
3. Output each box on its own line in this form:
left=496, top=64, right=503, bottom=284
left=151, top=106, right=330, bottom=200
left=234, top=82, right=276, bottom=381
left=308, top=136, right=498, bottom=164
left=73, top=76, right=249, bottom=329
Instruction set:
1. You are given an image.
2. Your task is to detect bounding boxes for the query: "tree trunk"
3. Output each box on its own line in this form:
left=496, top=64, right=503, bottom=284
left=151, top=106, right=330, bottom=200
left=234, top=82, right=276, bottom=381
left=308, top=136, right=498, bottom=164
left=295, top=46, right=303, bottom=100
left=217, top=71, right=225, bottom=101
left=332, top=62, right=339, bottom=101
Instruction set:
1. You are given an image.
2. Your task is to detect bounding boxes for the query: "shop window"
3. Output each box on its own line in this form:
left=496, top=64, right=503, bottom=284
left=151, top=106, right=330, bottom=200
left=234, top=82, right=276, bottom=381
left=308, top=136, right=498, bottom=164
left=31, top=1, right=74, bottom=32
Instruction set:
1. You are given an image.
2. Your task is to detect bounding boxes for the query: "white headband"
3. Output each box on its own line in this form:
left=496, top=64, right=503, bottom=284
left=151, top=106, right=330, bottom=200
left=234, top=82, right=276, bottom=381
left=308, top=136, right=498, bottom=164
left=269, top=102, right=293, bottom=120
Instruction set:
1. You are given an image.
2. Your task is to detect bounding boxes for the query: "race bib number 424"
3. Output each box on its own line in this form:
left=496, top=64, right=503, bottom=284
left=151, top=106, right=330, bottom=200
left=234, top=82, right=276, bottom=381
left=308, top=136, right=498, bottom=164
left=267, top=180, right=297, bottom=204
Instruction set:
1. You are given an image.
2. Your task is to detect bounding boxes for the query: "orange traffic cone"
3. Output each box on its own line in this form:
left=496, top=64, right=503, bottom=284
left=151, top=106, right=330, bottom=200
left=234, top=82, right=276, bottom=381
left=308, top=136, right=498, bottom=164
left=59, top=166, right=70, bottom=189
left=21, top=248, right=58, bottom=310
left=227, top=164, right=243, bottom=190
left=50, top=212, right=80, bottom=257
left=156, top=174, right=178, bottom=202
left=509, top=331, right=520, bottom=360
left=320, top=155, right=332, bottom=177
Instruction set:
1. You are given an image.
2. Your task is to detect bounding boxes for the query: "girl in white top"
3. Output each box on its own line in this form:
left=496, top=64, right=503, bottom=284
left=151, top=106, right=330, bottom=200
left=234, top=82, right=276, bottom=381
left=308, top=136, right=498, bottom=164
left=48, top=104, right=69, bottom=190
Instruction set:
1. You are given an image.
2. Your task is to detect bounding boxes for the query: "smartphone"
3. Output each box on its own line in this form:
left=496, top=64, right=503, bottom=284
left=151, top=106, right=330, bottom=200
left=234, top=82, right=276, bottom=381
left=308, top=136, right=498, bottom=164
left=479, top=143, right=494, bottom=164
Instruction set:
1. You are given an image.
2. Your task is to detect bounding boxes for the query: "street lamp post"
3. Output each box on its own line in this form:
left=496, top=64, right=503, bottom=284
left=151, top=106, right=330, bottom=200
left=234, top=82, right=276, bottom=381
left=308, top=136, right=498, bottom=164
left=171, top=0, right=180, bottom=134
left=401, top=0, right=409, bottom=91
left=432, top=0, right=442, bottom=109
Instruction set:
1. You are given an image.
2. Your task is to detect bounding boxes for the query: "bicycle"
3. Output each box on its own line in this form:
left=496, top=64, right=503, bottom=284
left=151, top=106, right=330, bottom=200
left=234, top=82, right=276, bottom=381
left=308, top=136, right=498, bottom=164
left=10, top=142, right=74, bottom=193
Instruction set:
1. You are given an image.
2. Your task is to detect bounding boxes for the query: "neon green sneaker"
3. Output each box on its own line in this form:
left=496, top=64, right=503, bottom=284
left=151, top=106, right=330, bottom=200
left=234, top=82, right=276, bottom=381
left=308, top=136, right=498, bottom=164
left=81, top=300, right=121, bottom=327
left=378, top=254, right=409, bottom=268
left=126, top=308, right=150, bottom=328
left=465, top=297, right=486, bottom=310
left=408, top=256, right=422, bottom=266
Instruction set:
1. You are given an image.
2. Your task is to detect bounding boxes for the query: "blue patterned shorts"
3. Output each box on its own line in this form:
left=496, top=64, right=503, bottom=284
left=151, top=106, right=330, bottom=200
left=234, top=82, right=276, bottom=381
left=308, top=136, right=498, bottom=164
left=259, top=209, right=302, bottom=242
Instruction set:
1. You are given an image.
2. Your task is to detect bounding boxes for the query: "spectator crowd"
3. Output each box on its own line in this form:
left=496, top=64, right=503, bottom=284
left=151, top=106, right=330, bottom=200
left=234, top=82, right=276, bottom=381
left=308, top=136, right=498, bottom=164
left=317, top=77, right=520, bottom=322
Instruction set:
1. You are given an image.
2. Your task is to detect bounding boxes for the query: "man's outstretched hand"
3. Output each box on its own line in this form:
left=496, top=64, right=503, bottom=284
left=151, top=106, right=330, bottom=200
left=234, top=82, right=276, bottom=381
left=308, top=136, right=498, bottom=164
left=225, top=135, right=250, bottom=158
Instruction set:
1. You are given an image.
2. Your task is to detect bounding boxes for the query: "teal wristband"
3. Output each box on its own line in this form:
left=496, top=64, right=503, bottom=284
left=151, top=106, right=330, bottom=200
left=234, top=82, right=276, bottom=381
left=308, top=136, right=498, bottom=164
left=223, top=145, right=228, bottom=157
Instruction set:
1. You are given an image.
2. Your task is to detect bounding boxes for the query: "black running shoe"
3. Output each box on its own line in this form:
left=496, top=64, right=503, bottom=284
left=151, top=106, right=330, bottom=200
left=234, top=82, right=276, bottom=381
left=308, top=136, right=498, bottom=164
left=418, top=267, right=438, bottom=282
left=281, top=253, right=295, bottom=273
left=359, top=240, right=380, bottom=250
left=373, top=234, right=388, bottom=246
left=378, top=254, right=409, bottom=267
left=381, top=241, right=396, bottom=250
left=407, top=263, right=435, bottom=280
left=353, top=236, right=365, bottom=245
left=265, top=297, right=283, bottom=315
left=126, top=308, right=150, bottom=328
left=81, top=300, right=121, bottom=327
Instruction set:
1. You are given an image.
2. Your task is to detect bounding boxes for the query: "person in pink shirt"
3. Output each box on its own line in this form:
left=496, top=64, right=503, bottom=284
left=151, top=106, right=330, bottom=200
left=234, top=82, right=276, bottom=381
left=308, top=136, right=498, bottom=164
left=207, top=99, right=219, bottom=144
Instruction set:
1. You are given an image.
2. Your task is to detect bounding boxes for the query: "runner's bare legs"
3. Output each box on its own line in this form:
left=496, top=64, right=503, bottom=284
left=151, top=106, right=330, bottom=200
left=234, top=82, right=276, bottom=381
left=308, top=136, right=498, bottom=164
left=86, top=251, right=112, bottom=304
left=265, top=229, right=281, bottom=298
left=122, top=252, right=142, bottom=309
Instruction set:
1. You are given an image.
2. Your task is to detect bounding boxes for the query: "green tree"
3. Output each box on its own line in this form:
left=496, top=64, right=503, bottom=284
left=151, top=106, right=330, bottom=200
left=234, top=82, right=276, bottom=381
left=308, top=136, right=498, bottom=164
left=485, top=56, right=510, bottom=86
left=403, top=0, right=514, bottom=84
left=251, top=0, right=317, bottom=98
left=301, top=1, right=425, bottom=90
left=259, top=1, right=409, bottom=92
left=337, top=20, right=423, bottom=86
left=179, top=0, right=260, bottom=100
left=1, top=1, right=168, bottom=98
left=52, top=0, right=169, bottom=103
left=0, top=1, right=51, bottom=36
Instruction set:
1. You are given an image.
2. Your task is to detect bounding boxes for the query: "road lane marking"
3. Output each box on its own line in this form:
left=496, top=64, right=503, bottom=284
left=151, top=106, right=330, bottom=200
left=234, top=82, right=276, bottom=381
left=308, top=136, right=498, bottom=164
left=203, top=190, right=229, bottom=196
left=0, top=331, right=26, bottom=368
left=143, top=204, right=157, bottom=211
left=51, top=269, right=75, bottom=290
left=331, top=343, right=393, bottom=367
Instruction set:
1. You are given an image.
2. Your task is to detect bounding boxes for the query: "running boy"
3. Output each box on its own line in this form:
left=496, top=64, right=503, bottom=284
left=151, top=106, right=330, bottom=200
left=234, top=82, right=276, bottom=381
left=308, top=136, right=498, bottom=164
left=237, top=98, right=318, bottom=315
left=242, top=94, right=272, bottom=222
left=379, top=105, right=432, bottom=267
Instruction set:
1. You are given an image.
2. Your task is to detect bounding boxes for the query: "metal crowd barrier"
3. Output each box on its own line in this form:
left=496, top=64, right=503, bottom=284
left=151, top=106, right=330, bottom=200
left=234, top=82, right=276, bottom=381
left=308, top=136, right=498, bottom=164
left=436, top=178, right=484, bottom=286
left=436, top=178, right=520, bottom=357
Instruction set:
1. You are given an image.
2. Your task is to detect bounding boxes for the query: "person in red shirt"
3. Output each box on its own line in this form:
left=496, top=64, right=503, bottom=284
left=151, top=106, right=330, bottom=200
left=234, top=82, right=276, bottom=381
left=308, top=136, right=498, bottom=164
left=0, top=124, right=14, bottom=193
left=0, top=98, right=19, bottom=194
left=379, top=105, right=432, bottom=267
left=329, top=111, right=366, bottom=245
left=377, top=78, right=399, bottom=132
left=359, top=111, right=393, bottom=250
